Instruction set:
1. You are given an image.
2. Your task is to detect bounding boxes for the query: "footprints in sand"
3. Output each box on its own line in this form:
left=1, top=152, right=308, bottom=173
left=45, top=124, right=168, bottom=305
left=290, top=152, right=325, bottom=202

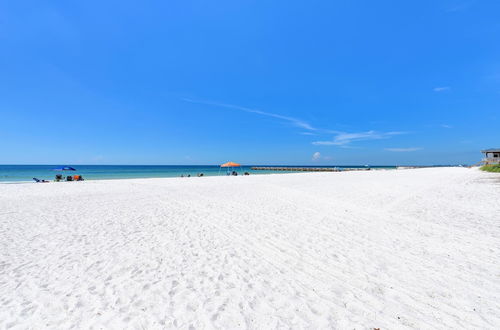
left=2, top=169, right=499, bottom=329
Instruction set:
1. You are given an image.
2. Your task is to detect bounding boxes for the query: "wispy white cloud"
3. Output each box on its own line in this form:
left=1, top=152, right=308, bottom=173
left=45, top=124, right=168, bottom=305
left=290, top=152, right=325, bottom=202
left=183, top=98, right=316, bottom=131
left=339, top=145, right=363, bottom=149
left=385, top=147, right=423, bottom=152
left=440, top=124, right=453, bottom=128
left=433, top=86, right=451, bottom=92
left=312, top=151, right=332, bottom=161
left=185, top=98, right=406, bottom=147
left=313, top=131, right=405, bottom=146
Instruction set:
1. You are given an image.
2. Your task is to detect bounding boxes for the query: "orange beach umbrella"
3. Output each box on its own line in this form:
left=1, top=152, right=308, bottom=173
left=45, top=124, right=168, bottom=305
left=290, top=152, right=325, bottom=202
left=220, top=161, right=241, bottom=167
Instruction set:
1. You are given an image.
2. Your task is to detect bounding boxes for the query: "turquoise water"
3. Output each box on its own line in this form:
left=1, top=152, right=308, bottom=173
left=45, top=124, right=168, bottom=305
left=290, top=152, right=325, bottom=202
left=0, top=165, right=396, bottom=182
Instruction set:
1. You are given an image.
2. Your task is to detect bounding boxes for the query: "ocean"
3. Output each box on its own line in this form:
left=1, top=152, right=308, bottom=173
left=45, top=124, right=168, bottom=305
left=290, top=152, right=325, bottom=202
left=0, top=165, right=396, bottom=182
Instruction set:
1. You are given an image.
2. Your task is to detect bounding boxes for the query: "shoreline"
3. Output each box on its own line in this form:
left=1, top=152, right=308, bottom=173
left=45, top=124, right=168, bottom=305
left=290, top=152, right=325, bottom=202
left=0, top=165, right=464, bottom=184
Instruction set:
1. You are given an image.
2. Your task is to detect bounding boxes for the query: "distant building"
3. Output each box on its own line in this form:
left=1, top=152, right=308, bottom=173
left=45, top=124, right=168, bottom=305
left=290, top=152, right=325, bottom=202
left=481, top=148, right=500, bottom=165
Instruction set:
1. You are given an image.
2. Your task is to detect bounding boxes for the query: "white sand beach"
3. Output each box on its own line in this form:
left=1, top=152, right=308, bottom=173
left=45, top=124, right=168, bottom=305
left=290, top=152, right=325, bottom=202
left=0, top=167, right=499, bottom=329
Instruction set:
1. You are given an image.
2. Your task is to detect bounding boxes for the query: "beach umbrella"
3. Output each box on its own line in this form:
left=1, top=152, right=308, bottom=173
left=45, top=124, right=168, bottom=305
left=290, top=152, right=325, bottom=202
left=52, top=166, right=77, bottom=171
left=220, top=162, right=242, bottom=176
left=220, top=162, right=240, bottom=167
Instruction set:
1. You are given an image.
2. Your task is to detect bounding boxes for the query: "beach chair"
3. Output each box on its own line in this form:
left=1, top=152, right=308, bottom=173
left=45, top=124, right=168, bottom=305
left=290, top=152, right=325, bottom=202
left=55, top=174, right=63, bottom=182
left=66, top=176, right=73, bottom=181
left=74, top=175, right=84, bottom=181
left=33, top=178, right=48, bottom=183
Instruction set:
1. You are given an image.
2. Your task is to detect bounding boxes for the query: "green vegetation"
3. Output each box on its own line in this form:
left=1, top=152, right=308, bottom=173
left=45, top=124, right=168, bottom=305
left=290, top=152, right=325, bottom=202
left=480, top=164, right=500, bottom=173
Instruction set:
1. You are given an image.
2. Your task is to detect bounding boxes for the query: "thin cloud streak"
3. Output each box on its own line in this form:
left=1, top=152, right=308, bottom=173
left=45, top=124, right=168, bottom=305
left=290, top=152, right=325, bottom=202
left=183, top=98, right=316, bottom=131
left=185, top=98, right=406, bottom=147
left=433, top=86, right=451, bottom=92
left=313, top=131, right=405, bottom=146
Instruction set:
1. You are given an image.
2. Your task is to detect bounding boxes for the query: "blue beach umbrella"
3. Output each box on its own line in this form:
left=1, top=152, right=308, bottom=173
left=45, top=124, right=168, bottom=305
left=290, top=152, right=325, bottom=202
left=53, top=166, right=77, bottom=171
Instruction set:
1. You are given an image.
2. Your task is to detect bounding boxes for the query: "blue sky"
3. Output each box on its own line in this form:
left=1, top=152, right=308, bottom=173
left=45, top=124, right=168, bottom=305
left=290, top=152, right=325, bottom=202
left=1, top=0, right=499, bottom=165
